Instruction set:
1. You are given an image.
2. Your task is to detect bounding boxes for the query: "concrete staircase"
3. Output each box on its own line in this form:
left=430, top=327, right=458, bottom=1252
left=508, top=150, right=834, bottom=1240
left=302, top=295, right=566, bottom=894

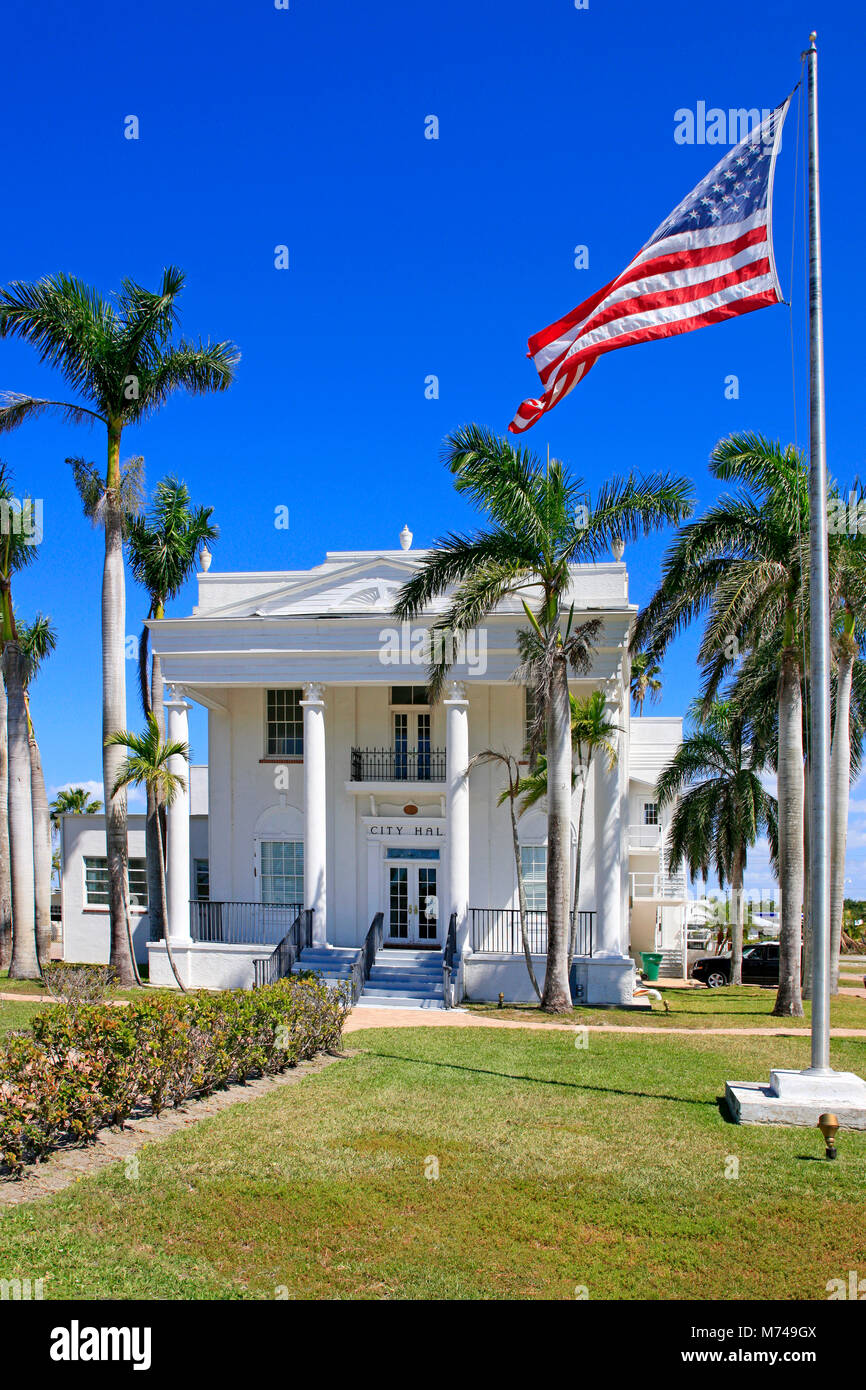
left=355, top=947, right=445, bottom=1010
left=291, top=945, right=360, bottom=989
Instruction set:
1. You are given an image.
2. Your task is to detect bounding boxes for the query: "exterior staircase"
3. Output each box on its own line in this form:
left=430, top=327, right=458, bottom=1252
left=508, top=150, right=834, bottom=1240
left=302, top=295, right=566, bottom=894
left=291, top=945, right=361, bottom=989
left=355, top=947, right=445, bottom=1010
left=657, top=946, right=685, bottom=978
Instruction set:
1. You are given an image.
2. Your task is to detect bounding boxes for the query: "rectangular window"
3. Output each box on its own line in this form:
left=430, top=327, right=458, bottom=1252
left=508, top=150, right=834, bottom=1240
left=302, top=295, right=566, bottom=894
left=520, top=845, right=547, bottom=911
left=84, top=857, right=148, bottom=909
left=643, top=802, right=659, bottom=826
left=266, top=689, right=303, bottom=756
left=194, top=859, right=210, bottom=901
left=390, top=686, right=429, bottom=705
left=260, top=840, right=304, bottom=905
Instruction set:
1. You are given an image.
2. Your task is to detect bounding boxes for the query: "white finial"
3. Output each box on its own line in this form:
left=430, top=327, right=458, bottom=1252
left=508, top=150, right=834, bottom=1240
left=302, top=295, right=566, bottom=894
left=611, top=537, right=625, bottom=562
left=199, top=543, right=212, bottom=572
left=399, top=524, right=412, bottom=551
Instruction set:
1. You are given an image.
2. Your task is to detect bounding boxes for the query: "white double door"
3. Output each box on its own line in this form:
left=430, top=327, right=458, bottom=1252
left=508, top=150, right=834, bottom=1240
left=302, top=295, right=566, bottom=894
left=386, top=859, right=440, bottom=944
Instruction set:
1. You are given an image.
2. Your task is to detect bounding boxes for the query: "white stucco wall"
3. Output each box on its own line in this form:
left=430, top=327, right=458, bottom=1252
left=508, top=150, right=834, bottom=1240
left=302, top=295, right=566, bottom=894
left=61, top=798, right=208, bottom=965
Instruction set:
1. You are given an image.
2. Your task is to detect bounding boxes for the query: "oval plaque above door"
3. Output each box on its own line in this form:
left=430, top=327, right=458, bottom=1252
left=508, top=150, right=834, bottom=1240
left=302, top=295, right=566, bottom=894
left=403, top=804, right=419, bottom=815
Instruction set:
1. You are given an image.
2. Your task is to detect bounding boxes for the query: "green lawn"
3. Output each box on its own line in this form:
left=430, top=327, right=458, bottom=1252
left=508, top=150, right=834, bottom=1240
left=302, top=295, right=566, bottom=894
left=468, top=985, right=866, bottom=1029
left=1, top=1025, right=864, bottom=1299
left=0, top=999, right=49, bottom=1036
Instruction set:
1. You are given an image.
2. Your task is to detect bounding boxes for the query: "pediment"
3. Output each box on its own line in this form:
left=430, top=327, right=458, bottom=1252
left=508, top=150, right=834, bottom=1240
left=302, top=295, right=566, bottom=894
left=201, top=555, right=425, bottom=619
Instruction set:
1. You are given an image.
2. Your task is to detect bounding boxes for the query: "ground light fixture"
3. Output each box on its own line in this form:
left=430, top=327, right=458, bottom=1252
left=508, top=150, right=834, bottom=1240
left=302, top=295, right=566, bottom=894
left=818, top=1112, right=839, bottom=1160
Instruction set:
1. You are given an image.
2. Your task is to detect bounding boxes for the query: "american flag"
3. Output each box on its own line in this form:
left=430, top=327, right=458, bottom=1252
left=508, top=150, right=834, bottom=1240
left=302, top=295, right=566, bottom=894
left=509, top=99, right=790, bottom=434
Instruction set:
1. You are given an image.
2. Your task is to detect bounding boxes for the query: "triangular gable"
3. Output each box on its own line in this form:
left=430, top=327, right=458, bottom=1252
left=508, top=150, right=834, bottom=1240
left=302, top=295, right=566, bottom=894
left=199, top=554, right=426, bottom=619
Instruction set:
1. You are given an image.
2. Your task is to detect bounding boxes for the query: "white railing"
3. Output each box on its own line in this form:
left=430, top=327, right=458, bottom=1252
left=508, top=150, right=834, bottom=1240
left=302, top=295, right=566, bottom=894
left=630, top=871, right=686, bottom=900
left=628, top=823, right=662, bottom=850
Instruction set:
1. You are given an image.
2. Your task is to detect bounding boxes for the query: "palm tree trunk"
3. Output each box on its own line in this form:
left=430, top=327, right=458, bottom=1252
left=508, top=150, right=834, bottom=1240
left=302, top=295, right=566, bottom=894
left=28, top=720, right=52, bottom=966
left=0, top=670, right=12, bottom=971
left=541, top=651, right=573, bottom=1012
left=773, top=649, right=805, bottom=1017
left=508, top=789, right=541, bottom=1001
left=730, top=840, right=745, bottom=986
left=4, top=643, right=37, bottom=978
left=568, top=766, right=587, bottom=973
left=802, top=760, right=812, bottom=1000
left=144, top=648, right=166, bottom=941
left=102, top=490, right=135, bottom=986
left=154, top=805, right=186, bottom=993
left=829, top=649, right=853, bottom=995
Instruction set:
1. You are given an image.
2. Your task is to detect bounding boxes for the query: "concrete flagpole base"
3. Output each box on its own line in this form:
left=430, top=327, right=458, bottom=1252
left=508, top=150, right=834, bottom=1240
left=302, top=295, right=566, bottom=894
left=725, top=1068, right=866, bottom=1128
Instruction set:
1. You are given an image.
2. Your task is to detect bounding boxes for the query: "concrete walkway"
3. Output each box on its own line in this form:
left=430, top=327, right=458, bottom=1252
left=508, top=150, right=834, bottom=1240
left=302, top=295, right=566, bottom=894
left=343, top=1007, right=866, bottom=1038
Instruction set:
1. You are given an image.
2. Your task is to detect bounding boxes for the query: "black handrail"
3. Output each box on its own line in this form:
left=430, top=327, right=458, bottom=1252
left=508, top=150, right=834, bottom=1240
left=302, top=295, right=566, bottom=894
left=442, top=910, right=459, bottom=1009
left=347, top=910, right=384, bottom=1004
left=349, top=747, right=446, bottom=782
left=468, top=907, right=595, bottom=957
left=189, top=900, right=302, bottom=945
left=253, top=908, right=313, bottom=987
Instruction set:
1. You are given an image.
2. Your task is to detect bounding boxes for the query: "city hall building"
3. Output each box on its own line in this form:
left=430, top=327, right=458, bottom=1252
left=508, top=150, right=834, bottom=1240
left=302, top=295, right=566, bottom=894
left=61, top=536, right=687, bottom=1008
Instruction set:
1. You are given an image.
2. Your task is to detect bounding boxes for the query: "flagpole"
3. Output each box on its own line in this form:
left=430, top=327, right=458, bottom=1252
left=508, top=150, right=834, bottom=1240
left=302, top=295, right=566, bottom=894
left=805, top=32, right=832, bottom=1074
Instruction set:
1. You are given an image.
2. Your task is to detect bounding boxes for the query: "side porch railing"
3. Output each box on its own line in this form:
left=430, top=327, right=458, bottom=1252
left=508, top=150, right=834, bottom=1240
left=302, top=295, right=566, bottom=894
left=253, top=908, right=314, bottom=987
left=189, top=900, right=303, bottom=945
left=469, top=907, right=595, bottom=957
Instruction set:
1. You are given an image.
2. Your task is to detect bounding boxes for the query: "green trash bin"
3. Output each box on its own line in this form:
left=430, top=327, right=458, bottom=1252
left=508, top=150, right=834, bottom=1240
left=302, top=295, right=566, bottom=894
left=641, top=951, right=663, bottom=982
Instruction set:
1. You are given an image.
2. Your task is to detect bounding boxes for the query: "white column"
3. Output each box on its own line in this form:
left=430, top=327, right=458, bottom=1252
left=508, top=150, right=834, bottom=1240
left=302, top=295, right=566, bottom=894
left=444, top=681, right=470, bottom=951
left=301, top=682, right=327, bottom=945
left=593, top=702, right=626, bottom=956
left=165, top=687, right=192, bottom=944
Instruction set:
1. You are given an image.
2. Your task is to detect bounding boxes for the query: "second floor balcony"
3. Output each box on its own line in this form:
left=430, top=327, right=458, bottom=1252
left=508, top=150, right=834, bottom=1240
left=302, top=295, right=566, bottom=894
left=349, top=746, right=446, bottom=783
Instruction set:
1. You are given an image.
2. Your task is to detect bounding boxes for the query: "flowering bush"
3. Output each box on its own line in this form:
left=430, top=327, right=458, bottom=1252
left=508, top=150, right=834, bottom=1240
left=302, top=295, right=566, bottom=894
left=0, top=976, right=348, bottom=1176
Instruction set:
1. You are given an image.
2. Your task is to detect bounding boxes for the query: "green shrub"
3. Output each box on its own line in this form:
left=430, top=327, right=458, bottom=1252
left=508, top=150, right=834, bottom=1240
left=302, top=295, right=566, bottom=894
left=0, top=976, right=347, bottom=1176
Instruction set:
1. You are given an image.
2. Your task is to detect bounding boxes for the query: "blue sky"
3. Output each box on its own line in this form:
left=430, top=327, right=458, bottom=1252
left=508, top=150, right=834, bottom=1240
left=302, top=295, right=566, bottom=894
left=1, top=0, right=864, bottom=895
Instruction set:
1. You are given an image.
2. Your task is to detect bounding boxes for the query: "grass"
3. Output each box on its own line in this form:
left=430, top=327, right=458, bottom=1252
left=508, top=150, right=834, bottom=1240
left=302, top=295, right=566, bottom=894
left=0, top=999, right=49, bottom=1037
left=468, top=985, right=866, bottom=1029
left=0, top=1025, right=864, bottom=1300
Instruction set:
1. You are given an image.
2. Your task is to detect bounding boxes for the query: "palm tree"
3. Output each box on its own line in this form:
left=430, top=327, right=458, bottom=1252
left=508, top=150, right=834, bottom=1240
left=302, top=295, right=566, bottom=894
left=394, top=425, right=693, bottom=1012
left=630, top=651, right=663, bottom=714
left=0, top=666, right=10, bottom=972
left=827, top=485, right=866, bottom=992
left=514, top=690, right=620, bottom=971
left=126, top=477, right=218, bottom=938
left=656, top=700, right=778, bottom=985
left=105, top=714, right=189, bottom=993
left=635, top=433, right=809, bottom=1016
left=468, top=750, right=542, bottom=1001
left=18, top=614, right=58, bottom=966
left=50, top=787, right=103, bottom=820
left=0, top=268, right=238, bottom=984
left=0, top=466, right=40, bottom=978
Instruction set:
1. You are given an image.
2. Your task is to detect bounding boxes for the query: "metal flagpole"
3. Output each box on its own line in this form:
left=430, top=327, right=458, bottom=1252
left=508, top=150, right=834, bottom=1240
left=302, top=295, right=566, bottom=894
left=805, top=32, right=832, bottom=1074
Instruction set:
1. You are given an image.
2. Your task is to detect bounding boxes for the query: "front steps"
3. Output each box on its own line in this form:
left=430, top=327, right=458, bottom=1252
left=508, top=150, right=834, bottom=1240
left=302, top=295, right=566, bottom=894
left=355, top=947, right=446, bottom=1010
left=291, top=945, right=360, bottom=989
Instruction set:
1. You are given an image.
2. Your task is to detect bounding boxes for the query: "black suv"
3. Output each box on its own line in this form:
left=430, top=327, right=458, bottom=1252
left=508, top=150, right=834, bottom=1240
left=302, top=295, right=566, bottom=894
left=691, top=942, right=780, bottom=988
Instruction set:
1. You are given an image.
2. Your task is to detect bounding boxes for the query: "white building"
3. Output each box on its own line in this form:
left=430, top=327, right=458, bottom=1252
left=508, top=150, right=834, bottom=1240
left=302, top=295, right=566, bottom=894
left=60, top=767, right=209, bottom=966
left=110, top=541, right=689, bottom=1007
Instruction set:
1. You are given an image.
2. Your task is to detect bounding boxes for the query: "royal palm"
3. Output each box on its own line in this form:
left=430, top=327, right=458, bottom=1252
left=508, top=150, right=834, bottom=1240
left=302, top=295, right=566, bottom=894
left=394, top=425, right=692, bottom=1012
left=635, top=433, right=809, bottom=1015
left=0, top=269, right=238, bottom=982
left=656, top=700, right=778, bottom=985
left=126, top=477, right=218, bottom=938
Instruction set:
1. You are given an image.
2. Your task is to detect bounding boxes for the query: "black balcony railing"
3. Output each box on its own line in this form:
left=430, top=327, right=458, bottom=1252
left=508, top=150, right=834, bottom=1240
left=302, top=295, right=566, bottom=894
left=350, top=746, right=446, bottom=782
left=189, top=900, right=303, bottom=945
left=469, top=907, right=595, bottom=957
